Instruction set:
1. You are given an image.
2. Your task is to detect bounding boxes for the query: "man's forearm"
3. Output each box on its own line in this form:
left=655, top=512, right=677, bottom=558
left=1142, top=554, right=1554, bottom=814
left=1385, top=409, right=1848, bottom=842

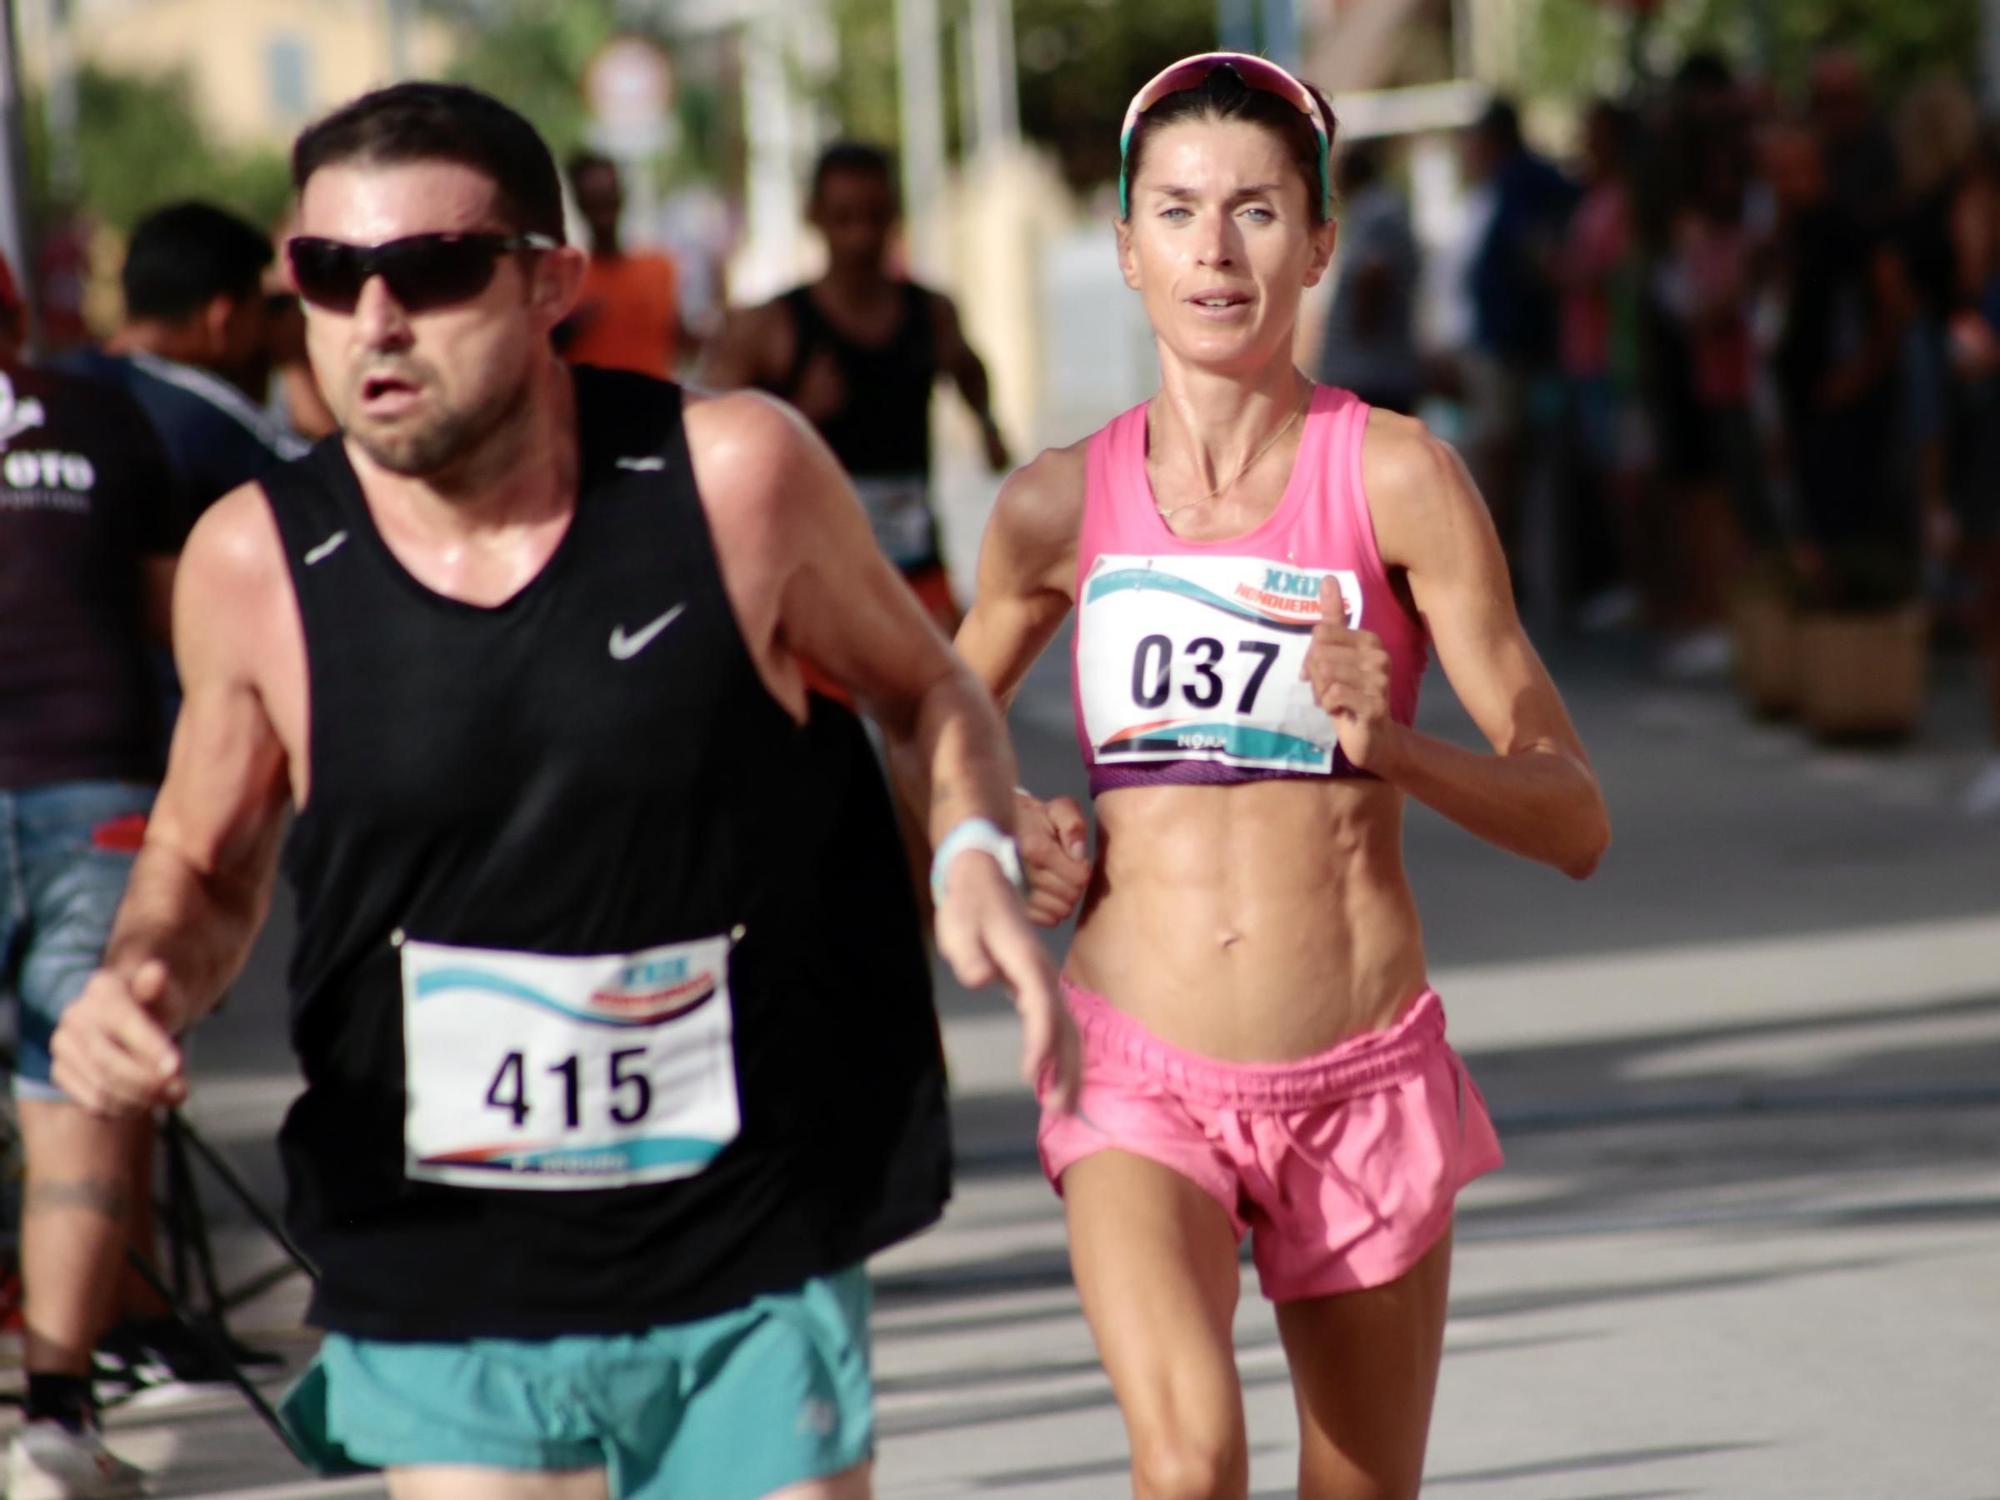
left=102, top=838, right=275, bottom=1033
left=886, top=662, right=1021, bottom=848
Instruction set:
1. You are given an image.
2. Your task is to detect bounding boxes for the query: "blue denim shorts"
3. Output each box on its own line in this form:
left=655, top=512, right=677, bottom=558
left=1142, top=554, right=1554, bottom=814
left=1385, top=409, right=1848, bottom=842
left=281, top=1264, right=875, bottom=1500
left=1, top=781, right=154, bottom=1100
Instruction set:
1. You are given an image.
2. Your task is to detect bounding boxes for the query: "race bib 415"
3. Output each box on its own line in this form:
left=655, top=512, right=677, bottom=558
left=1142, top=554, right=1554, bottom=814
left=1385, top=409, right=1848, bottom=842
left=400, top=934, right=740, bottom=1191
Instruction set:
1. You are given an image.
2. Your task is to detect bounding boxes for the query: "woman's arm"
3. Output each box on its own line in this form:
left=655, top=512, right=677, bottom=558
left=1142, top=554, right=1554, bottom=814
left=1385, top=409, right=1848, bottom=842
left=954, top=443, right=1093, bottom=924
left=1306, top=412, right=1610, bottom=879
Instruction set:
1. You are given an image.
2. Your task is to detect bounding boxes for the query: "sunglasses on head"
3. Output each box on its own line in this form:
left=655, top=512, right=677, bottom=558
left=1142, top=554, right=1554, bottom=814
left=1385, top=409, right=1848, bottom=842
left=286, top=231, right=557, bottom=314
left=1118, top=51, right=1333, bottom=220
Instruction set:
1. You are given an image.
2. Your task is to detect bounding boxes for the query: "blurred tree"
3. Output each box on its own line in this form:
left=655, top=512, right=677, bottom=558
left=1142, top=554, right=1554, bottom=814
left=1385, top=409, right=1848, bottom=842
left=443, top=0, right=619, bottom=165
left=824, top=0, right=902, bottom=148
left=24, top=66, right=292, bottom=233
left=1523, top=0, right=1980, bottom=101
left=1014, top=0, right=1216, bottom=193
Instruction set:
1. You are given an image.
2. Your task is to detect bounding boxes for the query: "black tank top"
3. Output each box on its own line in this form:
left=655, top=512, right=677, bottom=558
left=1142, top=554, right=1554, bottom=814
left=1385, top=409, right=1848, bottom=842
left=780, top=282, right=937, bottom=478
left=264, top=368, right=949, bottom=1340
left=776, top=284, right=944, bottom=574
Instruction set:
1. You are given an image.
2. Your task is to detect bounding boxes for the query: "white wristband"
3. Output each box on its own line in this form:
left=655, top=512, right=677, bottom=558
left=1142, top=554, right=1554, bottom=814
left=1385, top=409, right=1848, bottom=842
left=930, top=817, right=1024, bottom=906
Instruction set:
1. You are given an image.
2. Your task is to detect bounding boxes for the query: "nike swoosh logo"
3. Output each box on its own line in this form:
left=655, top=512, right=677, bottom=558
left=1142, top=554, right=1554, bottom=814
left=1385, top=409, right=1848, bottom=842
left=304, top=531, right=348, bottom=565
left=608, top=604, right=686, bottom=660
left=616, top=456, right=665, bottom=472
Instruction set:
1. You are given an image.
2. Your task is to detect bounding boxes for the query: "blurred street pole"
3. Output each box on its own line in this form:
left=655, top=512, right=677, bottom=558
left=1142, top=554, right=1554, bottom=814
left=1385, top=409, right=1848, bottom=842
left=384, top=0, right=415, bottom=78
left=968, top=0, right=1019, bottom=156
left=46, top=0, right=77, bottom=200
left=1216, top=0, right=1299, bottom=63
left=1985, top=0, right=2000, bottom=112
left=1218, top=0, right=1255, bottom=50
left=896, top=0, right=946, bottom=277
left=0, top=0, right=37, bottom=348
left=1260, top=0, right=1299, bottom=69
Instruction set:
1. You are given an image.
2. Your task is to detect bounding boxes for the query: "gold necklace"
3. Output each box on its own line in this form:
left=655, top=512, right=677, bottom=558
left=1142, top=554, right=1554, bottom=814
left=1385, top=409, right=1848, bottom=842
left=1155, top=383, right=1314, bottom=523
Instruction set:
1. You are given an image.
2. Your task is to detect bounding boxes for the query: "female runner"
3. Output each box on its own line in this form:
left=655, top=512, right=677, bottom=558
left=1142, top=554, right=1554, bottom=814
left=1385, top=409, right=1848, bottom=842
left=953, top=54, right=1610, bottom=1500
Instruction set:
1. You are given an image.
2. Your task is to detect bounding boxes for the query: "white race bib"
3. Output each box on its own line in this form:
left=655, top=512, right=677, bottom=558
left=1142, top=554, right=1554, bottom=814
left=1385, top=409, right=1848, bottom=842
left=401, top=934, right=740, bottom=1192
left=1076, top=554, right=1361, bottom=775
left=853, top=475, right=936, bottom=567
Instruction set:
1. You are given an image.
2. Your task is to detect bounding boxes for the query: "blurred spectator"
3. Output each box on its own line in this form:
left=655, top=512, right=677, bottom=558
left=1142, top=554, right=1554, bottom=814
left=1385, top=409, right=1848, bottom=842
left=1655, top=118, right=1769, bottom=674
left=53, top=201, right=306, bottom=535
left=1765, top=120, right=1914, bottom=587
left=1459, top=97, right=1576, bottom=573
left=0, top=249, right=177, bottom=1495
left=1317, top=139, right=1422, bottom=415
left=1556, top=100, right=1645, bottom=630
left=1944, top=125, right=2000, bottom=811
left=558, top=151, right=692, bottom=379
left=266, top=211, right=338, bottom=442
left=1810, top=48, right=1902, bottom=233
left=1892, top=76, right=1980, bottom=558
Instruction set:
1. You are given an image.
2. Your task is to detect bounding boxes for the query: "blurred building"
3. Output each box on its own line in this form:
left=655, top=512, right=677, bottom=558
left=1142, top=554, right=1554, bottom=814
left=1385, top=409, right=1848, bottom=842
left=16, top=0, right=460, bottom=153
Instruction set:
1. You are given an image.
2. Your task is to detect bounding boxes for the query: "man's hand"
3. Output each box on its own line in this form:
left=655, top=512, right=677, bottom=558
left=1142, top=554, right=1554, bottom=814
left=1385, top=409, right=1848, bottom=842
left=934, top=852, right=1081, bottom=1111
left=50, top=959, right=188, bottom=1116
left=791, top=350, right=848, bottom=424
left=979, top=415, right=1012, bottom=473
left=1303, top=576, right=1402, bottom=773
left=1013, top=788, right=1091, bottom=927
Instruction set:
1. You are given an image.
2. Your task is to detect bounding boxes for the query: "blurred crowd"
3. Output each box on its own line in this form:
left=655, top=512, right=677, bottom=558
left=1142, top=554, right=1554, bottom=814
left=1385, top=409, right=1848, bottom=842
left=1320, top=48, right=2000, bottom=811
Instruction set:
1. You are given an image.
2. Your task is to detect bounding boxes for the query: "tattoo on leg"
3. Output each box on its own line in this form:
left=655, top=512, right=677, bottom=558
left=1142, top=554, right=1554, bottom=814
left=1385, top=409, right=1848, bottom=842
left=24, top=1179, right=132, bottom=1219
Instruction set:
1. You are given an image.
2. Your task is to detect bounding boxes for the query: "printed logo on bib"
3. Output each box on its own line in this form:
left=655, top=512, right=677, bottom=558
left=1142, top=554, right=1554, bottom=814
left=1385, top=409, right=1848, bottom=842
left=1077, top=554, right=1361, bottom=774
left=401, top=935, right=740, bottom=1191
left=852, top=475, right=937, bottom=568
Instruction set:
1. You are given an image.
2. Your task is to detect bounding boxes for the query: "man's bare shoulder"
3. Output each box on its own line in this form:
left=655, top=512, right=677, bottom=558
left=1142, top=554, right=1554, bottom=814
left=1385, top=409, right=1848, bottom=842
left=178, top=483, right=291, bottom=607
left=680, top=389, right=828, bottom=531
left=172, top=482, right=296, bottom=678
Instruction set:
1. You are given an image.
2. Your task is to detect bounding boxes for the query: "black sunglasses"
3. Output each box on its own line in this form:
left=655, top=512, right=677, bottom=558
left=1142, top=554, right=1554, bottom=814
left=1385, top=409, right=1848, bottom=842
left=287, top=231, right=557, bottom=314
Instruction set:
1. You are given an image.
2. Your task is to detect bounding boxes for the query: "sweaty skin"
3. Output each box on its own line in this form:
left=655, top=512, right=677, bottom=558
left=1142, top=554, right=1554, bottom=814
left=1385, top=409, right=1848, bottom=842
left=956, top=119, right=1608, bottom=1065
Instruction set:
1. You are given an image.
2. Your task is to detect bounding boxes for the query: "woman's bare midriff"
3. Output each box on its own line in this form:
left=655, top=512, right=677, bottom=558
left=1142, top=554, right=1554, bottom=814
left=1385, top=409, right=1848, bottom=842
left=1064, top=777, right=1428, bottom=1062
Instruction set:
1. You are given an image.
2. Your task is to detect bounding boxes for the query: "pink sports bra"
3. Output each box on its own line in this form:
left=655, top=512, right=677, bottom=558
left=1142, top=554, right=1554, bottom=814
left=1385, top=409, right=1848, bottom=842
left=1070, top=385, right=1427, bottom=798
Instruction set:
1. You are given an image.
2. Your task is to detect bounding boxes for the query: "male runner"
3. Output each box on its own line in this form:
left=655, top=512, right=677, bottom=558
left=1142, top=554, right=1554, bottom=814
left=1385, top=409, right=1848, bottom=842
left=1, top=252, right=177, bottom=1498
left=702, top=141, right=1008, bottom=630
left=559, top=152, right=693, bottom=379
left=51, top=82, right=1074, bottom=1500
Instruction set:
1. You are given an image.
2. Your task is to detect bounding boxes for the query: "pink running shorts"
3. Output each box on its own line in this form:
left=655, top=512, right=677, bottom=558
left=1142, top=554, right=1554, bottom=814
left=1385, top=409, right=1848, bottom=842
left=1038, top=978, right=1504, bottom=1302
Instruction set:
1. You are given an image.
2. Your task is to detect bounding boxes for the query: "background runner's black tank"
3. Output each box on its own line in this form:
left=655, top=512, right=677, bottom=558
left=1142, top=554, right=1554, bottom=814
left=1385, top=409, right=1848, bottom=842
left=264, top=368, right=950, bottom=1340
left=779, top=282, right=937, bottom=479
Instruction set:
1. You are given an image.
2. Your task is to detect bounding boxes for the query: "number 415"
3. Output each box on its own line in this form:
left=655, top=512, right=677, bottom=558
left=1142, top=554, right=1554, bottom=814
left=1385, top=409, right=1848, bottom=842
left=486, top=1049, right=652, bottom=1130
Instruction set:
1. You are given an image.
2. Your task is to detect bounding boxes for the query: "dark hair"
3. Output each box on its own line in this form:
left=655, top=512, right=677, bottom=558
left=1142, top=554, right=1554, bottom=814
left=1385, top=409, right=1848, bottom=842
left=809, top=140, right=897, bottom=205
left=293, top=81, right=565, bottom=242
left=121, top=201, right=273, bottom=323
left=567, top=150, right=617, bottom=188
left=1338, top=138, right=1385, bottom=193
left=1122, top=64, right=1336, bottom=224
left=1474, top=97, right=1523, bottom=151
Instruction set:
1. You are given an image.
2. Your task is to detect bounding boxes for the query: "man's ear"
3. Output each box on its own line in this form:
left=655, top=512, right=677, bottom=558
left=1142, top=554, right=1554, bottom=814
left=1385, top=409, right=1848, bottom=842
left=202, top=292, right=241, bottom=358
left=536, top=244, right=590, bottom=329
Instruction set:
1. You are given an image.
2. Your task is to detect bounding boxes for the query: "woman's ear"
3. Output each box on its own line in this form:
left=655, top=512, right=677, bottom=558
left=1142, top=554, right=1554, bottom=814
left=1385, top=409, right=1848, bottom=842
left=1303, top=217, right=1338, bottom=289
left=1115, top=214, right=1142, bottom=292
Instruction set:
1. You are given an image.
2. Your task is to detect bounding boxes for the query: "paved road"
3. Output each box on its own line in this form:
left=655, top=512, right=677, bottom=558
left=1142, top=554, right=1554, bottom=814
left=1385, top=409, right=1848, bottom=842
left=9, top=630, right=1998, bottom=1498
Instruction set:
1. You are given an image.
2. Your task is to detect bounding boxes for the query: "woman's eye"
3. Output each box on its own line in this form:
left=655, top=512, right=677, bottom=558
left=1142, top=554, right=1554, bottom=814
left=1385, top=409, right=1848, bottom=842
left=1241, top=206, right=1275, bottom=223
left=1160, top=206, right=1192, bottom=221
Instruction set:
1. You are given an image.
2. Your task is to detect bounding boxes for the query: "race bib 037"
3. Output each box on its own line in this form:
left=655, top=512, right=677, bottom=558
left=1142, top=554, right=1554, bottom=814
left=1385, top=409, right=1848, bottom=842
left=1076, top=554, right=1360, bottom=775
